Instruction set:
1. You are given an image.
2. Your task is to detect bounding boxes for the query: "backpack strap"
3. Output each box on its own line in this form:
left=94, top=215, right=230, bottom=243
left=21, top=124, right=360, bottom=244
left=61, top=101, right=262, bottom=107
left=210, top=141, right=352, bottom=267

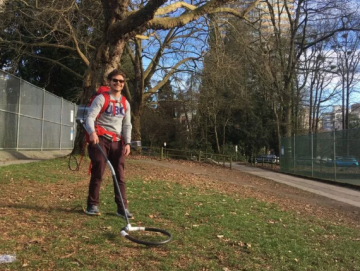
left=121, top=95, right=127, bottom=113
left=100, top=92, right=110, bottom=114
left=100, top=92, right=126, bottom=116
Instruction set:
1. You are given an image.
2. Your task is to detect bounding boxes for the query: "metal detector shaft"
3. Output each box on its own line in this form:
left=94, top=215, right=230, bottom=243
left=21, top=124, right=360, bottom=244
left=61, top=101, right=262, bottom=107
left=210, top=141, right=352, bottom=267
left=95, top=143, right=130, bottom=225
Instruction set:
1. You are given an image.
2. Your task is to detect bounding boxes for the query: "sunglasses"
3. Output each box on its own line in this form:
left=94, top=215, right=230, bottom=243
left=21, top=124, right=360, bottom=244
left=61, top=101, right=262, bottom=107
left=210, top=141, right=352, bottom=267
left=112, top=79, right=125, bottom=83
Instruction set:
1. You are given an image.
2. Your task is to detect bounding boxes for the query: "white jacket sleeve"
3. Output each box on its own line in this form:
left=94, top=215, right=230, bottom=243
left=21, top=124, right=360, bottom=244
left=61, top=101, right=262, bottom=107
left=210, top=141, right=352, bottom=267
left=85, top=95, right=105, bottom=135
left=121, top=100, right=132, bottom=144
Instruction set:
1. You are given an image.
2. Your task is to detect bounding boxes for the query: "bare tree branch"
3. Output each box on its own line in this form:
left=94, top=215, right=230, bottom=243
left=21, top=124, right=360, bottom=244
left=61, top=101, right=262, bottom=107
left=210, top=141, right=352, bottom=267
left=23, top=52, right=84, bottom=79
left=63, top=16, right=90, bottom=66
left=144, top=56, right=200, bottom=99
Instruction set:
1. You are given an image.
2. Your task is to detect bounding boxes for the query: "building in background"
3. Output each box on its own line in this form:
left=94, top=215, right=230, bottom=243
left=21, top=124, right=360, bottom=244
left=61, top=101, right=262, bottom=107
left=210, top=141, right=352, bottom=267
left=321, top=104, right=360, bottom=131
left=236, top=0, right=294, bottom=36
left=351, top=103, right=360, bottom=115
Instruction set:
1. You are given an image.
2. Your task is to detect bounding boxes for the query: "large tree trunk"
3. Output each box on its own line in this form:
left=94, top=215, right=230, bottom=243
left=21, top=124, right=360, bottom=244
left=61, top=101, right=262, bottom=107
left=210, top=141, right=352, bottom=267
left=73, top=40, right=126, bottom=154
left=132, top=114, right=142, bottom=141
left=273, top=105, right=281, bottom=155
left=284, top=104, right=292, bottom=137
left=130, top=41, right=144, bottom=142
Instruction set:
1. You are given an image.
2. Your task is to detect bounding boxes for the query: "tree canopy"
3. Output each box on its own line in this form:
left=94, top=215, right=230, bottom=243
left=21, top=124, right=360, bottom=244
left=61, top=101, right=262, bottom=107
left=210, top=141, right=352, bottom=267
left=1, top=0, right=360, bottom=156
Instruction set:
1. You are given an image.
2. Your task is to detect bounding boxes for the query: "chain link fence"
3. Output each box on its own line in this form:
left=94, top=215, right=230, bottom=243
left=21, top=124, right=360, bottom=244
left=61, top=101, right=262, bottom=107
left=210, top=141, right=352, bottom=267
left=280, top=128, right=360, bottom=186
left=0, top=70, right=77, bottom=150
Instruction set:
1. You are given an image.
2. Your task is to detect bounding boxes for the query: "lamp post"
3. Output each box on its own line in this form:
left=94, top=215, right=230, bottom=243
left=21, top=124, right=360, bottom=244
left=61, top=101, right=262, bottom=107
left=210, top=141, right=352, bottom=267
left=164, top=142, right=167, bottom=158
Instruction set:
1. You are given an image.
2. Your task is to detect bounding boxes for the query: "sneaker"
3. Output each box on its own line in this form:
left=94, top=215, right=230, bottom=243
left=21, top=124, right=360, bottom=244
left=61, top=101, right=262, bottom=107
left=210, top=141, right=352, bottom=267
left=116, top=208, right=133, bottom=219
left=84, top=205, right=100, bottom=216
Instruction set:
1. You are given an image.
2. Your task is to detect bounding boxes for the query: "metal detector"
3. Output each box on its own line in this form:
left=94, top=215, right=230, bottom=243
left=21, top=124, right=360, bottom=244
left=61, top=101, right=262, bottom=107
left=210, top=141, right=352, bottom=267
left=78, top=120, right=172, bottom=246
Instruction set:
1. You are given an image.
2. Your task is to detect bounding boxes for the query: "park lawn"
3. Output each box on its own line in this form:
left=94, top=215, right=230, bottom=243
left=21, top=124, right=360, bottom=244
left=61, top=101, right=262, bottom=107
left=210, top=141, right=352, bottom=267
left=0, top=157, right=360, bottom=270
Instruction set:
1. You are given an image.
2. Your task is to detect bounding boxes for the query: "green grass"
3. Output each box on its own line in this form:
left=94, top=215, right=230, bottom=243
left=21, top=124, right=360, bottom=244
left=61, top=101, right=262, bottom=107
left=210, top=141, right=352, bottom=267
left=0, top=158, right=85, bottom=184
left=1, top=158, right=360, bottom=270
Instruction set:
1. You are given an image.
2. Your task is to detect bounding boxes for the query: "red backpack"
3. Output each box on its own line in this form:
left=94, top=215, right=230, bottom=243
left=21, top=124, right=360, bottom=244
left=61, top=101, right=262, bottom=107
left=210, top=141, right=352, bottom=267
left=85, top=86, right=127, bottom=142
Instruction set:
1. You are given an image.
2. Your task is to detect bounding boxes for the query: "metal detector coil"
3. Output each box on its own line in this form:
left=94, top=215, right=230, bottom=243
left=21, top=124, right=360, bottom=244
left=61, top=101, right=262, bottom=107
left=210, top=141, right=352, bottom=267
left=78, top=119, right=172, bottom=246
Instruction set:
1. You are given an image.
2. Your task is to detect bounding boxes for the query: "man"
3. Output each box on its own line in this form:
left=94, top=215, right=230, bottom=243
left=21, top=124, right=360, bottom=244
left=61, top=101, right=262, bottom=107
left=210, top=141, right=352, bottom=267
left=84, top=69, right=132, bottom=219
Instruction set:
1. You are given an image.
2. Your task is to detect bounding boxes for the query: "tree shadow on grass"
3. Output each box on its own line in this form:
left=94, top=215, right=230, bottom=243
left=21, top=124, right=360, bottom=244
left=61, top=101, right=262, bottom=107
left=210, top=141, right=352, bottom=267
left=0, top=203, right=84, bottom=215
left=103, top=232, right=118, bottom=242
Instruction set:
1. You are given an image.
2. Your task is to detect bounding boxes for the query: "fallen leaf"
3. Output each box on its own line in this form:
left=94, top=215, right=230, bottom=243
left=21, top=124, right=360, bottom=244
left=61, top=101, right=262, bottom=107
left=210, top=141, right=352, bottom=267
left=60, top=252, right=76, bottom=259
left=29, top=238, right=44, bottom=244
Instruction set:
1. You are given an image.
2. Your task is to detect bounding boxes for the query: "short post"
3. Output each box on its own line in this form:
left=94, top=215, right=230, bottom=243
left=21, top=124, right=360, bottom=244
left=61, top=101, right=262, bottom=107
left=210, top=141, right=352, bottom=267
left=235, top=145, right=238, bottom=161
left=161, top=147, right=163, bottom=160
left=198, top=150, right=202, bottom=162
left=164, top=142, right=167, bottom=158
left=230, top=156, right=232, bottom=169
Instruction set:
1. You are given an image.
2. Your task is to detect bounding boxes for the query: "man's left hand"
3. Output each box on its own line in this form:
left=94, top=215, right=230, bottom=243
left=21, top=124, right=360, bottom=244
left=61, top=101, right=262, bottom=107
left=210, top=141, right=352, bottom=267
left=123, top=144, right=131, bottom=156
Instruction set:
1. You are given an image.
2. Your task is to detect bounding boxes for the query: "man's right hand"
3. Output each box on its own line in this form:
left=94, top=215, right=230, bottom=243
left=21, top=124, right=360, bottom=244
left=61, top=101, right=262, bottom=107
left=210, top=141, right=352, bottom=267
left=89, top=132, right=99, bottom=144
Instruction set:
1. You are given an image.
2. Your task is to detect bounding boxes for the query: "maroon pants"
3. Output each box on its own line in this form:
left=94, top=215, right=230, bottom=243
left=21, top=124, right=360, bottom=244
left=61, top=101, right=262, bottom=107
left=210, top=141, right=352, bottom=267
left=87, top=137, right=127, bottom=209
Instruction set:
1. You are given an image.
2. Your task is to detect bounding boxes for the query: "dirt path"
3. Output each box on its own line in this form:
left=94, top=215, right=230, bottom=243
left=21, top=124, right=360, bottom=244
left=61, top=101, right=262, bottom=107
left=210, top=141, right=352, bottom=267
left=129, top=157, right=360, bottom=228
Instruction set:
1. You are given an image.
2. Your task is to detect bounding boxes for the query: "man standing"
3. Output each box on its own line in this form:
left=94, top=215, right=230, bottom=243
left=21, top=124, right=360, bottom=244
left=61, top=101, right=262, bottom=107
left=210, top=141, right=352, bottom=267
left=84, top=69, right=132, bottom=218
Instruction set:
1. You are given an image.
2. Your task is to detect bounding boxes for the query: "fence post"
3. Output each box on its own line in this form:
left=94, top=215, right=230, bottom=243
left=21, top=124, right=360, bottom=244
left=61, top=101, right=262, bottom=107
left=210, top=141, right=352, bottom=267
left=72, top=104, right=76, bottom=149
left=293, top=134, right=296, bottom=173
left=198, top=151, right=202, bottom=162
left=41, top=88, right=45, bottom=151
left=311, top=133, right=314, bottom=177
left=161, top=147, right=163, bottom=160
left=59, top=98, right=63, bottom=150
left=16, top=79, right=22, bottom=151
